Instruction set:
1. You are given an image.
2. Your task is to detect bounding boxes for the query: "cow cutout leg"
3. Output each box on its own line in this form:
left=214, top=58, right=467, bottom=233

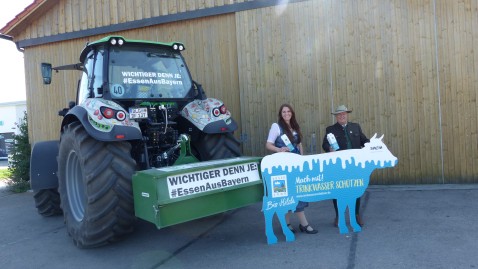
left=348, top=199, right=361, bottom=232
left=263, top=211, right=278, bottom=244
left=262, top=199, right=278, bottom=244
left=336, top=200, right=349, bottom=234
left=277, top=209, right=295, bottom=242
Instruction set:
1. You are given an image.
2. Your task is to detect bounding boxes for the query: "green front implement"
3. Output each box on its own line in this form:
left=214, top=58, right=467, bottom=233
left=132, top=156, right=264, bottom=228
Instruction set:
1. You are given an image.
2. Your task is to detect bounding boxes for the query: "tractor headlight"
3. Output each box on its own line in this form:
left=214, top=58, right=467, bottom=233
left=172, top=43, right=185, bottom=51
left=110, top=38, right=125, bottom=46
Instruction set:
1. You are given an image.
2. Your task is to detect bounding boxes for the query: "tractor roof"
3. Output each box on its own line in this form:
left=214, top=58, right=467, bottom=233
left=79, top=35, right=185, bottom=63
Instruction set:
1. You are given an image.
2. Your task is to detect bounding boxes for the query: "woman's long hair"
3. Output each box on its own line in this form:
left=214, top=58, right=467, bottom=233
left=277, top=103, right=302, bottom=144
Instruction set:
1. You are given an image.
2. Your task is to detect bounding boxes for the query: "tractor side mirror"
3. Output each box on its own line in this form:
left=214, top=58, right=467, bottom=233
left=41, top=63, right=52, bottom=84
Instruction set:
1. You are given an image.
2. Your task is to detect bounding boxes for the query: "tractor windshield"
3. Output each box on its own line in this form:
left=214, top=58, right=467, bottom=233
left=108, top=45, right=193, bottom=99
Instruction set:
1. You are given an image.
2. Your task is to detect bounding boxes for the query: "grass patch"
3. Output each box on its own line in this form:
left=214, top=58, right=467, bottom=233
left=0, top=169, right=29, bottom=193
left=0, top=169, right=11, bottom=180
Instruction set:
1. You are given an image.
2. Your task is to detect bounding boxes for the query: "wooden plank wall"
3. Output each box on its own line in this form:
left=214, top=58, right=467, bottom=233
left=435, top=0, right=478, bottom=183
left=24, top=41, right=85, bottom=142
left=16, top=0, right=250, bottom=40
left=236, top=0, right=477, bottom=184
left=19, top=0, right=478, bottom=184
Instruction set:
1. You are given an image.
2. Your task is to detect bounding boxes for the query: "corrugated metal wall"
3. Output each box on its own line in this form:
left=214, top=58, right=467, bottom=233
left=16, top=0, right=478, bottom=184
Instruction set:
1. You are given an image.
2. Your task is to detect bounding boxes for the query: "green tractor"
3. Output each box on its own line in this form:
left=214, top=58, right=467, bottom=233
left=30, top=36, right=262, bottom=248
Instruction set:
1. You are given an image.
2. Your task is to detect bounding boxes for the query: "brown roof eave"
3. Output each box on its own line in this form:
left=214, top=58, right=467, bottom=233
left=0, top=0, right=56, bottom=39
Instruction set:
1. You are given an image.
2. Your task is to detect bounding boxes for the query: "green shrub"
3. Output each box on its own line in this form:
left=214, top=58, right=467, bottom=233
left=7, top=111, right=31, bottom=193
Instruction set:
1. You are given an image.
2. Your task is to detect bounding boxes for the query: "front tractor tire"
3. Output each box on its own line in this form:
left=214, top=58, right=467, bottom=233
left=193, top=133, right=241, bottom=160
left=58, top=122, right=136, bottom=248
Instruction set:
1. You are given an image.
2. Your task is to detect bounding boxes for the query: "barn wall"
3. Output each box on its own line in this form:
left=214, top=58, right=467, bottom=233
left=236, top=0, right=478, bottom=184
left=15, top=0, right=478, bottom=184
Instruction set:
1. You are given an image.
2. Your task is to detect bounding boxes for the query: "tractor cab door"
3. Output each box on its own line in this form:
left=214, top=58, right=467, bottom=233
left=77, top=48, right=105, bottom=105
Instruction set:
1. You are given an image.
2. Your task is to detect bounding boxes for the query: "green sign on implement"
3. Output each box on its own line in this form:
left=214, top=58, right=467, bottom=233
left=132, top=156, right=264, bottom=229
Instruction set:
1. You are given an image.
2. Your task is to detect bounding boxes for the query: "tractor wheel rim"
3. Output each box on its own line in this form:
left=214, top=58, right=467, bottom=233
left=65, top=150, right=86, bottom=222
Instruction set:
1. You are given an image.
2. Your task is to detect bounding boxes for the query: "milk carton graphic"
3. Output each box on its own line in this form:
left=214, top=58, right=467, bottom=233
left=280, top=134, right=295, bottom=152
left=327, top=133, right=339, bottom=151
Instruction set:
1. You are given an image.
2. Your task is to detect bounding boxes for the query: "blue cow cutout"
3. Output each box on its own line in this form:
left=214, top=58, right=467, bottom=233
left=260, top=134, right=398, bottom=244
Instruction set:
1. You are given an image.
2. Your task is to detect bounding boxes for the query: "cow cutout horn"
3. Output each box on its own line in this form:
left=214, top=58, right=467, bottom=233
left=371, top=133, right=377, bottom=139
left=378, top=134, right=384, bottom=141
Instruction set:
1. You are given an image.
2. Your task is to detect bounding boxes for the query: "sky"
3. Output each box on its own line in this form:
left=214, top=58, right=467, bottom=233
left=0, top=0, right=34, bottom=103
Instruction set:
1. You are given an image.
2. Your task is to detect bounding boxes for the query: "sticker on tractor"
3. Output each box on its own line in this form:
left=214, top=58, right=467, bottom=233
left=111, top=84, right=126, bottom=97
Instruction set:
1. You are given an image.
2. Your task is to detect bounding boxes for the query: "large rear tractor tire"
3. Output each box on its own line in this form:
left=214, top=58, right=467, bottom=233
left=192, top=133, right=241, bottom=160
left=33, top=189, right=63, bottom=216
left=57, top=122, right=136, bottom=248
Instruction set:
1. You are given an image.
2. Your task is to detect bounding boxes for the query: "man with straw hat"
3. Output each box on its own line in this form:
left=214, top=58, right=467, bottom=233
left=322, top=104, right=370, bottom=227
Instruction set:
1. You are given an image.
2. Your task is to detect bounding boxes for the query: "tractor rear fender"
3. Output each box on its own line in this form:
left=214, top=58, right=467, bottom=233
left=180, top=98, right=238, bottom=134
left=61, top=106, right=143, bottom=141
left=176, top=114, right=238, bottom=136
left=30, top=140, right=59, bottom=191
left=202, top=118, right=238, bottom=134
